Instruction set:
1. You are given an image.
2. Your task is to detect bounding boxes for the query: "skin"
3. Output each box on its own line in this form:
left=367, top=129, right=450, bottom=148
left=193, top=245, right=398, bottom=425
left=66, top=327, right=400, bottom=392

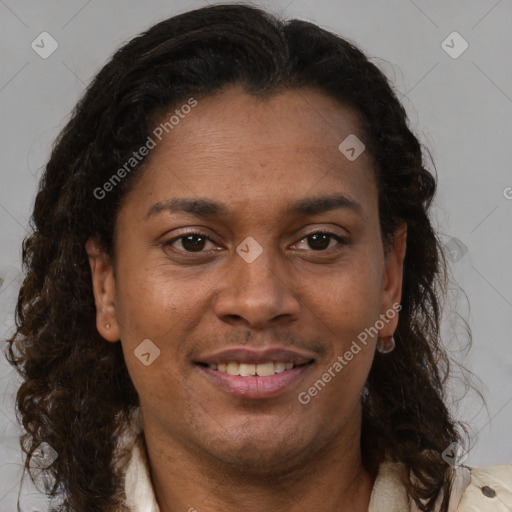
left=86, top=84, right=407, bottom=512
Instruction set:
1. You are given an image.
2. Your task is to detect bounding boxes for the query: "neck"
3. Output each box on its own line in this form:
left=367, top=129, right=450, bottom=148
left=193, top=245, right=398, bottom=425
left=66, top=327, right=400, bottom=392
left=142, top=416, right=375, bottom=512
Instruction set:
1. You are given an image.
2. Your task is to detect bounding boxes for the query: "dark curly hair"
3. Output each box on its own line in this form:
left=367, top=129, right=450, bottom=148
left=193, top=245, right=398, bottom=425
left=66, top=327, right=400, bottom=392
left=5, top=3, right=470, bottom=511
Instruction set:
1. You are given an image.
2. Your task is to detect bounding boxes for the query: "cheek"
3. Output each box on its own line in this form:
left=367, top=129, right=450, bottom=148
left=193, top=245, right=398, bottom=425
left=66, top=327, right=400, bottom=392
left=311, top=252, right=384, bottom=332
left=125, top=360, right=194, bottom=439
left=113, top=256, right=193, bottom=340
left=301, top=248, right=383, bottom=403
left=301, top=273, right=378, bottom=417
left=113, top=270, right=196, bottom=419
left=112, top=258, right=211, bottom=387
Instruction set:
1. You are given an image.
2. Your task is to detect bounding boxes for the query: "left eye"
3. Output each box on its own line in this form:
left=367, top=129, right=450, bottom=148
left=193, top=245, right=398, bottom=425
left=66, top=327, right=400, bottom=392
left=293, top=231, right=347, bottom=251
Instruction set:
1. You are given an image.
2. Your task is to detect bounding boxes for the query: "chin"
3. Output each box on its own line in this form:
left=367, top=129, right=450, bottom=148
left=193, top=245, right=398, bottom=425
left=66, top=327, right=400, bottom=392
left=197, top=427, right=314, bottom=471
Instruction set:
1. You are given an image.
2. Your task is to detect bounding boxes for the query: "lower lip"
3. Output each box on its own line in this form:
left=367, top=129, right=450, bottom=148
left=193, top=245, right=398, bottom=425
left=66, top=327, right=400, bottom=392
left=197, top=364, right=313, bottom=399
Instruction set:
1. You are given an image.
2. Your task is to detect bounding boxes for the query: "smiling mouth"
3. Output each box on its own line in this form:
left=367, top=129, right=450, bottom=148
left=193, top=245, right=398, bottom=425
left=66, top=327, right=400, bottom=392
left=196, top=360, right=314, bottom=377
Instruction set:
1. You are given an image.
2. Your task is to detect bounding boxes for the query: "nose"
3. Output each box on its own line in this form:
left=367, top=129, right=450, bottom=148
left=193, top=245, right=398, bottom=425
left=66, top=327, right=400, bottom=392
left=213, top=240, right=301, bottom=330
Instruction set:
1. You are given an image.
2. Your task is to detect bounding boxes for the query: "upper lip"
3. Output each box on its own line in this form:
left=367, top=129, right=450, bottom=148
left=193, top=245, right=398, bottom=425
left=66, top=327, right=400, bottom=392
left=196, top=346, right=316, bottom=366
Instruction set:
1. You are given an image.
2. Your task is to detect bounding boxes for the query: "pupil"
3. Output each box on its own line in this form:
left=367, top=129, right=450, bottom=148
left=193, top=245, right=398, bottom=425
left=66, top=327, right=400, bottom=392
left=309, top=233, right=329, bottom=250
left=183, top=235, right=205, bottom=252
left=181, top=234, right=330, bottom=252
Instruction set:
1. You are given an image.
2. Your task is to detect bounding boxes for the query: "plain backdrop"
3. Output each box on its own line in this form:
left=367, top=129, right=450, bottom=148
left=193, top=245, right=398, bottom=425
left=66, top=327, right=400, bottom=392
left=1, top=1, right=511, bottom=510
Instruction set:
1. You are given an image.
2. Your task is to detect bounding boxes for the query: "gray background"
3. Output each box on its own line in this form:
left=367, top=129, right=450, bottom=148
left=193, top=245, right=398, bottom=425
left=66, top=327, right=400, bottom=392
left=1, top=0, right=511, bottom=510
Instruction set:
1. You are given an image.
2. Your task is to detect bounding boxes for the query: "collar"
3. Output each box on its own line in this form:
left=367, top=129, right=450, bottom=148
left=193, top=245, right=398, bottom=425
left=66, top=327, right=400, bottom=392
left=123, top=436, right=161, bottom=512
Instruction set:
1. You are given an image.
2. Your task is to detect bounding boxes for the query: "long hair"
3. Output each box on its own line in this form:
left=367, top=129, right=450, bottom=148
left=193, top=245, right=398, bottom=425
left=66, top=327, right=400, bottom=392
left=5, top=3, right=468, bottom=511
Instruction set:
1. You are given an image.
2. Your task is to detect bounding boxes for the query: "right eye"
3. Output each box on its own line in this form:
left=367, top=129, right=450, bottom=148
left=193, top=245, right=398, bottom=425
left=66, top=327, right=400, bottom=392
left=162, top=231, right=221, bottom=254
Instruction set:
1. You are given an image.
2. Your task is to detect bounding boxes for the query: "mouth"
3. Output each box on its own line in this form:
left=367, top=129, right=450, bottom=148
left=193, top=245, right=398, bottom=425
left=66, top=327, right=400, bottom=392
left=197, top=360, right=313, bottom=376
left=194, top=347, right=316, bottom=399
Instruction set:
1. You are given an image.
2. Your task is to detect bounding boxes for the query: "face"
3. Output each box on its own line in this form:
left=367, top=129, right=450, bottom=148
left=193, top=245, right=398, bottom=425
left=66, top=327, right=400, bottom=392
left=87, top=85, right=406, bottom=469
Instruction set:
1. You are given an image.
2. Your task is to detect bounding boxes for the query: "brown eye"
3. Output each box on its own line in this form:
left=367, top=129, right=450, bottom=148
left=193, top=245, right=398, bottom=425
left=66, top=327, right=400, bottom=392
left=164, top=232, right=217, bottom=254
left=307, top=233, right=331, bottom=251
left=294, top=231, right=347, bottom=252
left=180, top=234, right=208, bottom=252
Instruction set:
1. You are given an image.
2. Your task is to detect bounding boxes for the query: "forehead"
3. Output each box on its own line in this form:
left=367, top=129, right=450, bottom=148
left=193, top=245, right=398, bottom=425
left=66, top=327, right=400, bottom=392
left=121, top=85, right=377, bottom=222
left=150, top=85, right=366, bottom=160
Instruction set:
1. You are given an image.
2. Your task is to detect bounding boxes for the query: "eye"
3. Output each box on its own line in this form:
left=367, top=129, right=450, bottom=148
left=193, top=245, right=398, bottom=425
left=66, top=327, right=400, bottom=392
left=162, top=229, right=347, bottom=256
left=292, top=230, right=347, bottom=252
left=163, top=231, right=219, bottom=253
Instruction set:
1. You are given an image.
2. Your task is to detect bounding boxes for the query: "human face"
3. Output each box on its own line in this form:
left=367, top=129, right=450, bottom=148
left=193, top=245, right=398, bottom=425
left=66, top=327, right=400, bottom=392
left=87, top=85, right=406, bottom=469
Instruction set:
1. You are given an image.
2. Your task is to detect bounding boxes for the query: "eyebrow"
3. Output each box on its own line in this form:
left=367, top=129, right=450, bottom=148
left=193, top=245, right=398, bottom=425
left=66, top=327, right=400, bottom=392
left=145, top=194, right=363, bottom=221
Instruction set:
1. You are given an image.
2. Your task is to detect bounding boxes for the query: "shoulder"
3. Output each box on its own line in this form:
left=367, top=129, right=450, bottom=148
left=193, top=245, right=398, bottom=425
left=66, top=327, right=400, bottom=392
left=369, top=460, right=512, bottom=512
left=456, top=465, right=512, bottom=511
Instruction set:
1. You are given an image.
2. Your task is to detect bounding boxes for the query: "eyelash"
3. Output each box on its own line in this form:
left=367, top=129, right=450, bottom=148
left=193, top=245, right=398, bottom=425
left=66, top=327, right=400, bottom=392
left=162, top=229, right=348, bottom=255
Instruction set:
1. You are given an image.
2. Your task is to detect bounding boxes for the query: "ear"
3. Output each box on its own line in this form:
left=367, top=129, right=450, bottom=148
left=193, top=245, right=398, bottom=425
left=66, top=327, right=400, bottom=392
left=85, top=237, right=120, bottom=342
left=378, top=223, right=407, bottom=338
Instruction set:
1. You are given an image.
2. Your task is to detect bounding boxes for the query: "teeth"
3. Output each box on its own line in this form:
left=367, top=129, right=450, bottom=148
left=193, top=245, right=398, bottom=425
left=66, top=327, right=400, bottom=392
left=256, top=362, right=274, bottom=376
left=226, top=362, right=239, bottom=375
left=239, top=363, right=256, bottom=376
left=211, top=361, right=297, bottom=377
left=274, top=362, right=286, bottom=373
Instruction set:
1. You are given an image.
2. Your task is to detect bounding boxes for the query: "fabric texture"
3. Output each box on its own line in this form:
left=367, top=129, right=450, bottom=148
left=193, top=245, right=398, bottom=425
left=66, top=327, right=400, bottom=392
left=117, top=410, right=512, bottom=511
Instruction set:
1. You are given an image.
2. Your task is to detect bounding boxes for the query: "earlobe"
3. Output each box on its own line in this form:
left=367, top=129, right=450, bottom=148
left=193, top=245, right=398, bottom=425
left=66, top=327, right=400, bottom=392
left=85, top=238, right=120, bottom=342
